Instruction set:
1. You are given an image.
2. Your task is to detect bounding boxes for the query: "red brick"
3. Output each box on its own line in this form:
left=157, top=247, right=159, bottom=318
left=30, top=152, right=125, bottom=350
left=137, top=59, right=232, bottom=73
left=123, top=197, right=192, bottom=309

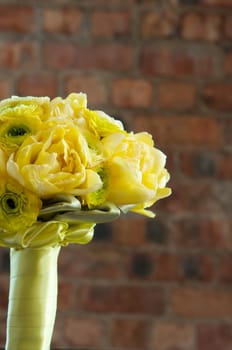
left=180, top=149, right=232, bottom=180
left=201, top=0, right=232, bottom=7
left=89, top=0, right=134, bottom=4
left=65, top=75, right=108, bottom=106
left=43, top=42, right=76, bottom=69
left=43, top=7, right=83, bottom=34
left=180, top=254, right=215, bottom=282
left=57, top=281, right=73, bottom=311
left=0, top=276, right=9, bottom=312
left=44, top=42, right=133, bottom=71
left=51, top=317, right=64, bottom=348
left=159, top=180, right=226, bottom=215
left=91, top=11, right=130, bottom=38
left=140, top=46, right=215, bottom=77
left=75, top=44, right=133, bottom=71
left=171, top=287, right=232, bottom=318
left=135, top=115, right=221, bottom=147
left=111, top=319, right=148, bottom=348
left=0, top=315, right=6, bottom=348
left=218, top=254, right=232, bottom=283
left=16, top=73, right=57, bottom=98
left=172, top=218, right=231, bottom=250
left=112, top=216, right=146, bottom=246
left=158, top=81, right=196, bottom=111
left=180, top=150, right=216, bottom=177
left=197, top=324, right=232, bottom=350
left=198, top=255, right=216, bottom=281
left=64, top=316, right=103, bottom=347
left=76, top=284, right=165, bottom=315
left=59, top=245, right=125, bottom=280
left=203, top=83, right=232, bottom=111
left=141, top=10, right=178, bottom=38
left=151, top=321, right=195, bottom=349
left=224, top=52, right=232, bottom=75
left=181, top=13, right=204, bottom=40
left=0, top=78, right=11, bottom=99
left=0, top=41, right=38, bottom=69
left=223, top=118, right=232, bottom=146
left=146, top=216, right=171, bottom=245
left=153, top=252, right=181, bottom=282
left=0, top=250, right=9, bottom=273
left=217, top=152, right=232, bottom=179
left=181, top=12, right=221, bottom=41
left=0, top=5, right=33, bottom=33
left=128, top=250, right=215, bottom=283
left=224, top=15, right=232, bottom=39
left=128, top=252, right=153, bottom=279
left=112, top=79, right=152, bottom=108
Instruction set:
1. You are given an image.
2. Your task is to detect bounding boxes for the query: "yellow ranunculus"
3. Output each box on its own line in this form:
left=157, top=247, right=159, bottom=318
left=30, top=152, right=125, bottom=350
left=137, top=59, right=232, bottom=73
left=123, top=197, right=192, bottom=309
left=7, top=121, right=103, bottom=198
left=0, top=177, right=42, bottom=235
left=100, top=131, right=171, bottom=217
left=0, top=96, right=50, bottom=153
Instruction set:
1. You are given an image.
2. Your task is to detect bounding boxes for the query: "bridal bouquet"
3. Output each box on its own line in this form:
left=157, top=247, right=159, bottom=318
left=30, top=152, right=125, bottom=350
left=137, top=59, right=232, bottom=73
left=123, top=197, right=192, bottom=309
left=0, top=93, right=171, bottom=349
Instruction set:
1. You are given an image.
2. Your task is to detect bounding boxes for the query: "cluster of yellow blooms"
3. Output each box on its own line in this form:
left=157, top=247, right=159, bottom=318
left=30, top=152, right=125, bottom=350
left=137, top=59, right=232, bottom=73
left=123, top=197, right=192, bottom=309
left=0, top=93, right=171, bottom=248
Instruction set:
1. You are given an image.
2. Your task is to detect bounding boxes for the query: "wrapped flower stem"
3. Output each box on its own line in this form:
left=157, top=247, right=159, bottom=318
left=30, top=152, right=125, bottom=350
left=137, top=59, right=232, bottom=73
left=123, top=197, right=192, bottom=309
left=5, top=246, right=60, bottom=350
left=4, top=203, right=120, bottom=350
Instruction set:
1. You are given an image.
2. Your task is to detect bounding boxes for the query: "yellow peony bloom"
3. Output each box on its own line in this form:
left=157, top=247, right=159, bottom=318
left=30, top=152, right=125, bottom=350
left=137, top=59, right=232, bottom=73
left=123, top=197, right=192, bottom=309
left=0, top=96, right=50, bottom=153
left=101, top=131, right=171, bottom=217
left=49, top=93, right=87, bottom=119
left=0, top=177, right=42, bottom=235
left=7, top=121, right=103, bottom=198
left=51, top=93, right=125, bottom=139
left=66, top=92, right=88, bottom=112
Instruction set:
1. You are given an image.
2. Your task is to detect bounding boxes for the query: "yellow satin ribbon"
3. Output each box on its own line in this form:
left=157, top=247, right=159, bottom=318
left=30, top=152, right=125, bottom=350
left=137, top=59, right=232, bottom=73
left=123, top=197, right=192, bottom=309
left=6, top=246, right=60, bottom=350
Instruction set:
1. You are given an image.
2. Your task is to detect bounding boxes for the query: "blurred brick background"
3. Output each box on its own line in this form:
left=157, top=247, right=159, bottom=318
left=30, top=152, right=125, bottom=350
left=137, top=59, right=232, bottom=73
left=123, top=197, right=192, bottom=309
left=0, top=0, right=231, bottom=349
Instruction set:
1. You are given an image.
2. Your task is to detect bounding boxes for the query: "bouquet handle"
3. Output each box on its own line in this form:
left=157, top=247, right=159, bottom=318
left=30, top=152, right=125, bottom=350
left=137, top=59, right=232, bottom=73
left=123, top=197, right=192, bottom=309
left=5, top=246, right=60, bottom=350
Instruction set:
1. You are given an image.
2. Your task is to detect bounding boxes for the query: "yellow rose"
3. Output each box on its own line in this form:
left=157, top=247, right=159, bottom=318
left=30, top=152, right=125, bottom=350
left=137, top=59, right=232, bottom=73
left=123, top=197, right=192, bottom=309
left=7, top=121, right=103, bottom=198
left=0, top=96, right=50, bottom=153
left=100, top=131, right=171, bottom=217
left=0, top=177, right=42, bottom=235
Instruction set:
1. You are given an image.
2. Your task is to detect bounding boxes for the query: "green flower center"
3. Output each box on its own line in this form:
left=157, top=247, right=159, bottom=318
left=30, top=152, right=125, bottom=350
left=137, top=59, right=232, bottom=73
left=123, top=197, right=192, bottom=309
left=1, top=193, right=21, bottom=215
left=86, top=167, right=109, bottom=208
left=6, top=198, right=16, bottom=209
left=7, top=125, right=30, bottom=138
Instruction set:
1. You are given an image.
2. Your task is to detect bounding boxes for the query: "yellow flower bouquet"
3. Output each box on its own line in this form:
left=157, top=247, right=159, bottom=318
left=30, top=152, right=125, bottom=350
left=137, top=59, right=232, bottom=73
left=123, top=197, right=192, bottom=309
left=0, top=93, right=171, bottom=349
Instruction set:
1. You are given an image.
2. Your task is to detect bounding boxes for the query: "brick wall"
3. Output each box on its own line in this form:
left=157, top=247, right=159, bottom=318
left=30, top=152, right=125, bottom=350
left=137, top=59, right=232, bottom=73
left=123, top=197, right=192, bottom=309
left=0, top=0, right=231, bottom=349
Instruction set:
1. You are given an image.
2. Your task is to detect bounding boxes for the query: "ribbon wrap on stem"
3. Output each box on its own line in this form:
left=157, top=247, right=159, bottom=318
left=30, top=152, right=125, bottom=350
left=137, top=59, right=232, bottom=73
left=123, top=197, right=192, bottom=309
left=6, top=246, right=60, bottom=350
